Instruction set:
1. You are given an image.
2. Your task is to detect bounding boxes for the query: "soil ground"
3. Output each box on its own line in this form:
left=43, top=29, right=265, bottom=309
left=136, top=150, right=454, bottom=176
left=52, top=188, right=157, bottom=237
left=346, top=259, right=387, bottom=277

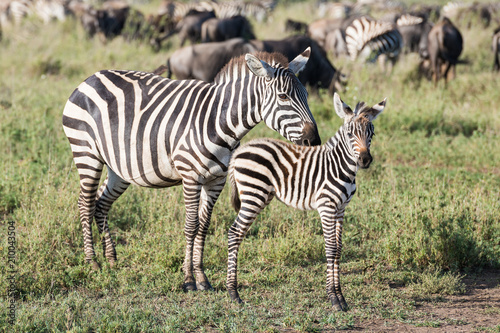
left=347, top=270, right=500, bottom=332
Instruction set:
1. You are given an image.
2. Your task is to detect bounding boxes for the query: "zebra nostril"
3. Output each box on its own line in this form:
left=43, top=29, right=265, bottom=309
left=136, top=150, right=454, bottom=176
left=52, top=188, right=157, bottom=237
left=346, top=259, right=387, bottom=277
left=304, top=139, right=311, bottom=146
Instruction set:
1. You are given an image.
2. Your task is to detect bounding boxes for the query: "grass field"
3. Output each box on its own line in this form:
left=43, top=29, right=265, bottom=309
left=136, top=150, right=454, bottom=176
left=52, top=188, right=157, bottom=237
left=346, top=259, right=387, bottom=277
left=1, top=0, right=499, bottom=331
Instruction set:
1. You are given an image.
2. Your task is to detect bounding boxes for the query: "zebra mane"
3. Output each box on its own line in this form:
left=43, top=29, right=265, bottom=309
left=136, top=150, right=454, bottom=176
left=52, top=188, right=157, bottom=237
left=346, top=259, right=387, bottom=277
left=214, top=51, right=290, bottom=83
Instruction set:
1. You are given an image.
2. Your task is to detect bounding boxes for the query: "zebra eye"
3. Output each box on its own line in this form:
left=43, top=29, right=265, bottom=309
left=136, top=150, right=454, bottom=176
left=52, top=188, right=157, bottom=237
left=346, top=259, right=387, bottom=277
left=278, top=94, right=289, bottom=101
left=347, top=132, right=353, bottom=138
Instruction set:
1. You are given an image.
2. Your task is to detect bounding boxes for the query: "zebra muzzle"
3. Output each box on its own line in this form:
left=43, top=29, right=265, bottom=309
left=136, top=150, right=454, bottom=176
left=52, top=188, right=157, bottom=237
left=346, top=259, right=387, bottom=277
left=358, top=151, right=372, bottom=169
left=297, top=122, right=321, bottom=146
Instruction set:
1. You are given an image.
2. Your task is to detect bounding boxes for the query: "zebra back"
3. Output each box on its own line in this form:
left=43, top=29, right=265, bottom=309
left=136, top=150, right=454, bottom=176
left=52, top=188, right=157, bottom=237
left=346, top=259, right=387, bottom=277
left=346, top=16, right=402, bottom=62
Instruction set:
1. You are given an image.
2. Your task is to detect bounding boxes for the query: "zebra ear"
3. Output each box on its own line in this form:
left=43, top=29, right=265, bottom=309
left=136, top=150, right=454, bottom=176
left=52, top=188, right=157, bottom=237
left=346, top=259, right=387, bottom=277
left=333, top=93, right=354, bottom=121
left=365, top=98, right=387, bottom=121
left=245, top=53, right=275, bottom=79
left=288, top=47, right=311, bottom=74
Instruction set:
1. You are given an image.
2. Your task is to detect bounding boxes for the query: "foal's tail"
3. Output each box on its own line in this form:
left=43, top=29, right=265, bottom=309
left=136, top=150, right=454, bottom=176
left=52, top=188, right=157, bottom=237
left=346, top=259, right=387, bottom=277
left=228, top=158, right=241, bottom=212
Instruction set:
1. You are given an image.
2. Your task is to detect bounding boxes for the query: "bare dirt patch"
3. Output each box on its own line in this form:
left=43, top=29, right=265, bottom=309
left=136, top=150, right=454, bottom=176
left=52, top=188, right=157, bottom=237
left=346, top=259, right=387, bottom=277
left=347, top=270, right=500, bottom=332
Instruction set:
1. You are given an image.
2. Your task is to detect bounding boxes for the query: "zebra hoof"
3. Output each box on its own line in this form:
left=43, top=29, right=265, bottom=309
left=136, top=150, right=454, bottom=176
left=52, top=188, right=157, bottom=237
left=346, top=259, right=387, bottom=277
left=108, top=260, right=116, bottom=269
left=228, top=291, right=243, bottom=304
left=330, top=297, right=345, bottom=311
left=182, top=282, right=197, bottom=292
left=196, top=281, right=213, bottom=291
left=90, top=260, right=101, bottom=271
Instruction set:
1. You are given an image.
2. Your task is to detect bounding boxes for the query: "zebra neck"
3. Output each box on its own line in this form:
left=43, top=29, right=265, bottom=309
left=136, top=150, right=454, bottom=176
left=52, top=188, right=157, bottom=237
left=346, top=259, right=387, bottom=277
left=213, top=76, right=264, bottom=143
left=326, top=133, right=358, bottom=179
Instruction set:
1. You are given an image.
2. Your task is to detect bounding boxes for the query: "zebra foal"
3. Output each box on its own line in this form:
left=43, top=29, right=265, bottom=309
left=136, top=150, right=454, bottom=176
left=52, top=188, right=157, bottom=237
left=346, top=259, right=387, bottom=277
left=62, top=49, right=320, bottom=292
left=227, top=93, right=386, bottom=310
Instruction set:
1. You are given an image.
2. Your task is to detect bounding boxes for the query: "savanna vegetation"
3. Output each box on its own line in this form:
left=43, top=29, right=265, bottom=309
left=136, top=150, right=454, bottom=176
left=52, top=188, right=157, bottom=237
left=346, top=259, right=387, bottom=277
left=0, top=0, right=499, bottom=331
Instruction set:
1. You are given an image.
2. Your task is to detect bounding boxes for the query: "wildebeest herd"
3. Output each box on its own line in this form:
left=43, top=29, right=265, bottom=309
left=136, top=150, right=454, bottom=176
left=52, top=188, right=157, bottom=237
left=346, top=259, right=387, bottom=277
left=2, top=0, right=500, bottom=87
left=2, top=0, right=500, bottom=310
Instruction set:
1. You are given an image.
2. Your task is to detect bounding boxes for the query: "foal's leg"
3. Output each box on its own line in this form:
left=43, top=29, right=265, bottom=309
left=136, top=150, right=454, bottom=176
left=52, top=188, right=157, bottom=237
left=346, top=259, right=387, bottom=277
left=227, top=191, right=273, bottom=303
left=319, top=205, right=348, bottom=311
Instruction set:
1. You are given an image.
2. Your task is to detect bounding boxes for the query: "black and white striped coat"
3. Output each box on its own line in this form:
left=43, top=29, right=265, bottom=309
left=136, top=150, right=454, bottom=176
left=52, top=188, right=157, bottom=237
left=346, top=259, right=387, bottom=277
left=62, top=49, right=320, bottom=291
left=345, top=16, right=403, bottom=63
left=227, top=93, right=385, bottom=310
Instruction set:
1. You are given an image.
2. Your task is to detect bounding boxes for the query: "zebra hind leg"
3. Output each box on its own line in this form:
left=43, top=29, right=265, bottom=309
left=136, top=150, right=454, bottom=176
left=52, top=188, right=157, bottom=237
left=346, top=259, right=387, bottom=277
left=227, top=192, right=270, bottom=303
left=76, top=161, right=104, bottom=271
left=94, top=168, right=130, bottom=267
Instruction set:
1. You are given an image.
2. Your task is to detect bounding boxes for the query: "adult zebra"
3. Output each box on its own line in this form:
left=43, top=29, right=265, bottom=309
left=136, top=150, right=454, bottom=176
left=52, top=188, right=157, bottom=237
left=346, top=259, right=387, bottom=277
left=62, top=49, right=321, bottom=291
left=345, top=16, right=403, bottom=65
left=227, top=93, right=385, bottom=310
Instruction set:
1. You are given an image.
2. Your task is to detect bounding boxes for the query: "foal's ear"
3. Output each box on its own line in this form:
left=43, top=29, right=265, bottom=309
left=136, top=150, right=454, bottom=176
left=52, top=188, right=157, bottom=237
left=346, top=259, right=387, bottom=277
left=288, top=47, right=311, bottom=75
left=364, top=98, right=387, bottom=121
left=245, top=53, right=275, bottom=79
left=333, top=93, right=354, bottom=121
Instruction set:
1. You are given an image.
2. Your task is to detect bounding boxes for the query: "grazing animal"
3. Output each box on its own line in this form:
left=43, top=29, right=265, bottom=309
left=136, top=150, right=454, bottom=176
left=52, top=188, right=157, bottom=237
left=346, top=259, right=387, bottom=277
left=285, top=18, right=308, bottom=34
left=175, top=9, right=215, bottom=46
left=253, top=35, right=347, bottom=94
left=166, top=38, right=258, bottom=81
left=227, top=93, right=386, bottom=310
left=422, top=17, right=463, bottom=85
left=396, top=14, right=433, bottom=54
left=345, top=16, right=403, bottom=66
left=62, top=49, right=321, bottom=292
left=324, top=28, right=348, bottom=57
left=493, top=27, right=500, bottom=71
left=307, top=18, right=345, bottom=48
left=201, top=15, right=255, bottom=43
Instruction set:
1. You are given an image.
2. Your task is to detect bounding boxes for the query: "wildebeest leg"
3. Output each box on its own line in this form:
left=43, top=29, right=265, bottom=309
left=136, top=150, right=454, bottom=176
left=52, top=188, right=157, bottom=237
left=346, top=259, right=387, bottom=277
left=443, top=62, right=452, bottom=86
left=192, top=179, right=227, bottom=290
left=227, top=191, right=273, bottom=303
left=94, top=168, right=130, bottom=267
left=182, top=180, right=202, bottom=291
left=319, top=205, right=348, bottom=311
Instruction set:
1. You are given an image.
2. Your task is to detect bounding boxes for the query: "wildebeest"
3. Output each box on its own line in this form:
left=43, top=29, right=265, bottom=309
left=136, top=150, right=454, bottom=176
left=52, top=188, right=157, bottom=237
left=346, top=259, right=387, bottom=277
left=396, top=14, right=433, bottom=54
left=420, top=17, right=463, bottom=85
left=166, top=38, right=258, bottom=81
left=78, top=0, right=130, bottom=41
left=175, top=9, right=215, bottom=46
left=493, top=27, right=500, bottom=71
left=201, top=15, right=255, bottom=43
left=252, top=35, right=346, bottom=94
left=285, top=18, right=308, bottom=34
left=324, top=28, right=348, bottom=57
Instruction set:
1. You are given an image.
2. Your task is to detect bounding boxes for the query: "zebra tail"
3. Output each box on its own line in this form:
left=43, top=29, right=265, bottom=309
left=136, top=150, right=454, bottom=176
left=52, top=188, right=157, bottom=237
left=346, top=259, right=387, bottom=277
left=228, top=160, right=241, bottom=212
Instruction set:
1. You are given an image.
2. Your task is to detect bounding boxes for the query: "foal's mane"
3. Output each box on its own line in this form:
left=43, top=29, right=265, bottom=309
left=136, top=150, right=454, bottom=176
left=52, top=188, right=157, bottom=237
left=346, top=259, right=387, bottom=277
left=213, top=52, right=290, bottom=83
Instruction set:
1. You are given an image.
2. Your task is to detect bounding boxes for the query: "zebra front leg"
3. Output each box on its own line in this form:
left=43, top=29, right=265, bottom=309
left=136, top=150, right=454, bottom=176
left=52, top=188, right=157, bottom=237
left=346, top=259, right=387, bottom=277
left=319, top=206, right=348, bottom=311
left=192, top=181, right=225, bottom=290
left=182, top=181, right=202, bottom=292
left=94, top=170, right=130, bottom=267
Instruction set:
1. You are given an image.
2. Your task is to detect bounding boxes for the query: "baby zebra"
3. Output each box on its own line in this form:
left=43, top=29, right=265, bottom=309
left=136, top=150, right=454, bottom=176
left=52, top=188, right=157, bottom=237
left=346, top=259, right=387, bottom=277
left=227, top=93, right=386, bottom=311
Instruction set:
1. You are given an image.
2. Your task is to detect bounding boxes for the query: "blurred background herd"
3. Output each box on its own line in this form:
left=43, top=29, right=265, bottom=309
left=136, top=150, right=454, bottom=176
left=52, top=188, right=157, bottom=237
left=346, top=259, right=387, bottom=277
left=1, top=0, right=499, bottom=93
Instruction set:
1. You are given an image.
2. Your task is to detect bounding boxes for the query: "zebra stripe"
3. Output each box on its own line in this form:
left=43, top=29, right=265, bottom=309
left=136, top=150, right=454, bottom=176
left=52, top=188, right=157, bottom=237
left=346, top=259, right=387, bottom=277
left=227, top=93, right=385, bottom=310
left=62, top=49, right=320, bottom=291
left=345, top=16, right=403, bottom=62
left=396, top=14, right=424, bottom=27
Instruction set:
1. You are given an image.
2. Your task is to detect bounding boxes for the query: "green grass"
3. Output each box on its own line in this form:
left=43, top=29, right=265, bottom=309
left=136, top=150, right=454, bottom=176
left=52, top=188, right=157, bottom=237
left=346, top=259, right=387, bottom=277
left=1, top=0, right=500, bottom=331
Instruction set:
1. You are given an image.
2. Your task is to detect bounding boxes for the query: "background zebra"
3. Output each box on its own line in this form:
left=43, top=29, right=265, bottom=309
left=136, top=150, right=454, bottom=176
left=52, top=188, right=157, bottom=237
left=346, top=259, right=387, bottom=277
left=227, top=93, right=385, bottom=311
left=345, top=16, right=403, bottom=67
left=62, top=49, right=321, bottom=292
